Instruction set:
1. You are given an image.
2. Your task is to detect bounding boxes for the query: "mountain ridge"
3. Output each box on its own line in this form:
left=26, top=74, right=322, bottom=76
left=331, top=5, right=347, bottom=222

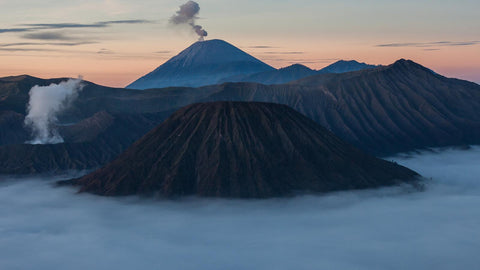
left=221, top=63, right=318, bottom=85
left=1, top=59, right=480, bottom=174
left=219, top=59, right=378, bottom=85
left=318, top=60, right=378, bottom=74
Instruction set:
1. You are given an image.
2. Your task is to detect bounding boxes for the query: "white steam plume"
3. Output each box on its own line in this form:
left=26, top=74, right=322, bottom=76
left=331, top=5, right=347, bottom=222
left=170, top=1, right=208, bottom=41
left=24, top=77, right=84, bottom=144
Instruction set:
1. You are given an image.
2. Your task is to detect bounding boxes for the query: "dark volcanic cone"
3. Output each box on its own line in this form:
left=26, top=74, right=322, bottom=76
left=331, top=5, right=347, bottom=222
left=62, top=102, right=419, bottom=198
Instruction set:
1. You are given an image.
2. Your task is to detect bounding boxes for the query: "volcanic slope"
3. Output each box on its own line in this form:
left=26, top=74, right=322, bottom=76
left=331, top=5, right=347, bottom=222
left=204, top=60, right=480, bottom=154
left=222, top=64, right=318, bottom=85
left=64, top=102, right=419, bottom=198
left=2, top=59, right=480, bottom=157
left=317, top=60, right=377, bottom=74
left=127, top=39, right=274, bottom=89
left=225, top=60, right=377, bottom=85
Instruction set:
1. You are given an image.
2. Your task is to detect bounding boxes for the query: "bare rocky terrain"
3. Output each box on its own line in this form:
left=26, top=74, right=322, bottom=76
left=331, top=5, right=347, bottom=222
left=62, top=102, right=418, bottom=198
left=1, top=59, right=479, bottom=174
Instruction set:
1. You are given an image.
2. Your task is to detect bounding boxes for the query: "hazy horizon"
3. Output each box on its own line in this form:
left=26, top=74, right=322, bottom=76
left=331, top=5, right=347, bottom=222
left=0, top=0, right=479, bottom=87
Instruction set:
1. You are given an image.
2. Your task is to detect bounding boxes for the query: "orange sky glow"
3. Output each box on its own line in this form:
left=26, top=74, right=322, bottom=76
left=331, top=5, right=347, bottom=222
left=0, top=0, right=478, bottom=87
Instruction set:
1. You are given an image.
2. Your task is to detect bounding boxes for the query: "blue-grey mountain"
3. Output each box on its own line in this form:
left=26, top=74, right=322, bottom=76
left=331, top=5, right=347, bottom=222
left=318, top=60, right=377, bottom=74
left=127, top=39, right=274, bottom=89
left=222, top=64, right=317, bottom=85
left=224, top=60, right=377, bottom=85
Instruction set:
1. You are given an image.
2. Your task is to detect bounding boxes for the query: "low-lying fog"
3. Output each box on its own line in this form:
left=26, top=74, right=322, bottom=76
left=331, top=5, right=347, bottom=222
left=1, top=147, right=479, bottom=270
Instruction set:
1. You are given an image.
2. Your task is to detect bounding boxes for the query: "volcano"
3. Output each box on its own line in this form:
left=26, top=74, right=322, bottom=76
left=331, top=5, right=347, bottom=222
left=222, top=64, right=318, bottom=85
left=317, top=60, right=378, bottom=74
left=226, top=60, right=378, bottom=85
left=127, top=39, right=274, bottom=89
left=62, top=101, right=419, bottom=198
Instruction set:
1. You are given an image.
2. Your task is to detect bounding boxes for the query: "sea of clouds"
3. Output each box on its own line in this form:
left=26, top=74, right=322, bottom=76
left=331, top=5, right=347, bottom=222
left=0, top=147, right=479, bottom=270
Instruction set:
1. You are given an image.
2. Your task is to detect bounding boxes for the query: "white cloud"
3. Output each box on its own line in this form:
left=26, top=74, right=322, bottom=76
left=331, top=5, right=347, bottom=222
left=0, top=146, right=479, bottom=269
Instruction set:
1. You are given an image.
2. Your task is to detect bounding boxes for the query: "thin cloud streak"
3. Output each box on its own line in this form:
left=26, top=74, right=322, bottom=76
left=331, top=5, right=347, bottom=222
left=21, top=23, right=108, bottom=29
left=0, top=49, right=172, bottom=60
left=0, top=20, right=154, bottom=35
left=21, top=32, right=76, bottom=41
left=22, top=20, right=153, bottom=29
left=97, top=48, right=114, bottom=54
left=0, top=28, right=31, bottom=33
left=263, top=57, right=339, bottom=63
left=262, top=51, right=305, bottom=55
left=248, top=45, right=278, bottom=49
left=0, top=42, right=97, bottom=47
left=99, top=20, right=153, bottom=25
left=0, top=48, right=61, bottom=52
left=376, top=41, right=480, bottom=47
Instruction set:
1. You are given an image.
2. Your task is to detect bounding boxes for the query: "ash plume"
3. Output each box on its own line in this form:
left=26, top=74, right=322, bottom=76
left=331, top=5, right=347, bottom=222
left=170, top=1, right=208, bottom=41
left=24, top=77, right=84, bottom=144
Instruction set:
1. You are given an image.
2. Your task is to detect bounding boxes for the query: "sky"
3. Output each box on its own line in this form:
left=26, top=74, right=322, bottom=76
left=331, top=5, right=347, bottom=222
left=0, top=0, right=479, bottom=87
left=1, top=147, right=480, bottom=269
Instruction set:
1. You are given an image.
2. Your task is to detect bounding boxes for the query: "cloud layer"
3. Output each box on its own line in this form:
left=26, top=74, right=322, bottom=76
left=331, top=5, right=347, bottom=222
left=0, top=147, right=479, bottom=269
left=0, top=19, right=154, bottom=45
left=0, top=42, right=96, bottom=47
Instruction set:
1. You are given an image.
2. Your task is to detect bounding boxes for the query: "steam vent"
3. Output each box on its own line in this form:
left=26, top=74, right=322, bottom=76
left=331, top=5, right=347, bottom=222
left=62, top=102, right=419, bottom=198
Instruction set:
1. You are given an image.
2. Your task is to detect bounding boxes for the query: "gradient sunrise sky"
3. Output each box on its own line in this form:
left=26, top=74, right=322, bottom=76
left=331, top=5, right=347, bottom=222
left=0, top=0, right=479, bottom=87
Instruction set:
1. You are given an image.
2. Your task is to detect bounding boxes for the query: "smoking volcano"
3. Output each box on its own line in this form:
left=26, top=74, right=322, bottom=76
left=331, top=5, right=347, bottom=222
left=126, top=39, right=274, bottom=89
left=24, top=77, right=83, bottom=144
left=62, top=102, right=419, bottom=198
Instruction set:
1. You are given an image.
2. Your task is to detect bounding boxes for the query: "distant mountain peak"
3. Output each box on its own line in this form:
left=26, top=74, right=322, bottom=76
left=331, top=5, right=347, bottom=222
left=221, top=63, right=317, bottom=85
left=279, top=64, right=314, bottom=72
left=0, top=74, right=37, bottom=82
left=391, top=58, right=421, bottom=68
left=318, top=60, right=378, bottom=74
left=166, top=39, right=267, bottom=67
left=336, top=60, right=361, bottom=64
left=127, top=39, right=274, bottom=89
left=388, top=59, right=438, bottom=75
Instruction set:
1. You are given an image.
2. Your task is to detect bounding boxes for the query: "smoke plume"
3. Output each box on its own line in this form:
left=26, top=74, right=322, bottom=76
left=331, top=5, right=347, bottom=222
left=24, top=77, right=84, bottom=144
left=170, top=1, right=208, bottom=41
